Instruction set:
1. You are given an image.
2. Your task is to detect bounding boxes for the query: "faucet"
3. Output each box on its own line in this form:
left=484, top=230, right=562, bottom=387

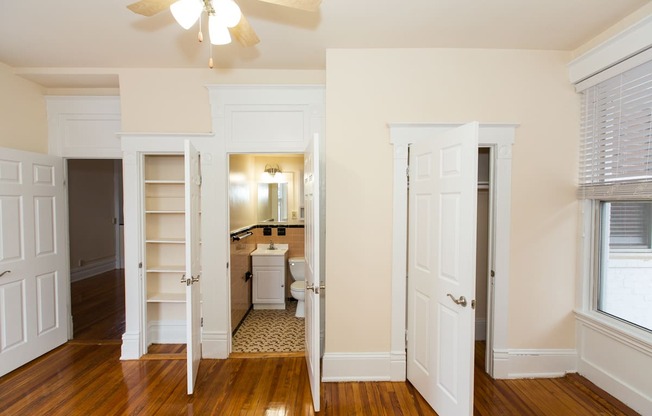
left=268, top=240, right=275, bottom=250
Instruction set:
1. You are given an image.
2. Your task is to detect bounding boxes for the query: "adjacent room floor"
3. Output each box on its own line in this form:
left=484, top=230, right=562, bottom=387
left=232, top=300, right=305, bottom=353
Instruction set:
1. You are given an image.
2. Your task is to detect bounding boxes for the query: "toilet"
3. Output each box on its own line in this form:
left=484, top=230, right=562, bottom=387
left=288, top=257, right=306, bottom=318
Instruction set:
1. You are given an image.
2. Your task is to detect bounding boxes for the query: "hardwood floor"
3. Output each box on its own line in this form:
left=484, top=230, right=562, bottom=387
left=40, top=272, right=638, bottom=415
left=71, top=269, right=125, bottom=341
left=0, top=340, right=639, bottom=415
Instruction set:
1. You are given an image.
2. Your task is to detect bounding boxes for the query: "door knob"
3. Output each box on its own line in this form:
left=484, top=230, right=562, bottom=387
left=0, top=270, right=10, bottom=278
left=446, top=293, right=467, bottom=307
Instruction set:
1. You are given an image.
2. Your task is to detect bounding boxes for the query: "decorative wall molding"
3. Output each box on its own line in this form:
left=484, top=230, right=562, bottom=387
left=46, top=96, right=122, bottom=158
left=492, top=348, right=577, bottom=379
left=207, top=85, right=324, bottom=153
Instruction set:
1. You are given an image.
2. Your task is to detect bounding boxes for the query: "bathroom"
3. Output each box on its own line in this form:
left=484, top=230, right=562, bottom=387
left=228, top=153, right=306, bottom=354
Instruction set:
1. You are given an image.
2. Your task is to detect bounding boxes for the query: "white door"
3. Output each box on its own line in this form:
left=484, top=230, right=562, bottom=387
left=304, top=133, right=321, bottom=412
left=407, top=123, right=479, bottom=416
left=0, top=147, right=68, bottom=377
left=184, top=141, right=201, bottom=395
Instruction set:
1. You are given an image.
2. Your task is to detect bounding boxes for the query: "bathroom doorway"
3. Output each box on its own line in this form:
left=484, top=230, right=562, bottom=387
left=227, top=153, right=306, bottom=355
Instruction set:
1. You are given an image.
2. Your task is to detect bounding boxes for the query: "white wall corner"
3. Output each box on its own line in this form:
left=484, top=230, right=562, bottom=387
left=492, top=348, right=578, bottom=379
left=322, top=353, right=392, bottom=382
left=120, top=331, right=141, bottom=360
left=202, top=331, right=229, bottom=359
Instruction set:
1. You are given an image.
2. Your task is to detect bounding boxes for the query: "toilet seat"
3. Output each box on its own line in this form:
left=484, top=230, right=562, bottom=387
left=291, top=281, right=305, bottom=292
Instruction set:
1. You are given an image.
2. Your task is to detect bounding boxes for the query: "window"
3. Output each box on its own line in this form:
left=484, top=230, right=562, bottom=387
left=580, top=59, right=652, bottom=333
left=597, top=201, right=652, bottom=331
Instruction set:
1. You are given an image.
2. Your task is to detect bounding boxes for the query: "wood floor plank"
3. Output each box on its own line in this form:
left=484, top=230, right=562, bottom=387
left=1, top=273, right=638, bottom=415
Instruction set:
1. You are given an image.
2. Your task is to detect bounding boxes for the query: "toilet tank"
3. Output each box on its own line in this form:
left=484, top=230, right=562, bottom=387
left=288, top=257, right=306, bottom=281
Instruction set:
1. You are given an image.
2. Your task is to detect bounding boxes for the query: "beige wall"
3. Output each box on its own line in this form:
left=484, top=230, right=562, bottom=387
left=0, top=63, right=48, bottom=153
left=67, top=159, right=117, bottom=270
left=325, top=49, right=580, bottom=353
left=117, top=68, right=325, bottom=133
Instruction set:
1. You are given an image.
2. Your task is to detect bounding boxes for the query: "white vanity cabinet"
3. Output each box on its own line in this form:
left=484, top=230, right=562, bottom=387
left=251, top=245, right=288, bottom=309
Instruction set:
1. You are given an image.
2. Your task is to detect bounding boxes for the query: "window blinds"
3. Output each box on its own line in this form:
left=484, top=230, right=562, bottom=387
left=579, top=58, right=652, bottom=199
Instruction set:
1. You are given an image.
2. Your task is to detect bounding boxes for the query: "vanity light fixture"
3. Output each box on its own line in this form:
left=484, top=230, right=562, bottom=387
left=264, top=163, right=282, bottom=177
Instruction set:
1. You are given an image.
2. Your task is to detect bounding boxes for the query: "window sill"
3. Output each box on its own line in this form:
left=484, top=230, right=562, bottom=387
left=575, top=310, right=652, bottom=356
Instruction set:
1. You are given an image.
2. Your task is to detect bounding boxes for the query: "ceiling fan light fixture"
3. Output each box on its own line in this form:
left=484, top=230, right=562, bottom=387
left=170, top=0, right=203, bottom=29
left=208, top=14, right=232, bottom=45
left=212, top=0, right=242, bottom=28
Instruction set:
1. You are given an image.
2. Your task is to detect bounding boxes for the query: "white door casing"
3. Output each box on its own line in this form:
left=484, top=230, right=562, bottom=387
left=185, top=140, right=202, bottom=395
left=407, top=123, right=478, bottom=415
left=304, top=133, right=321, bottom=412
left=0, top=147, right=69, bottom=377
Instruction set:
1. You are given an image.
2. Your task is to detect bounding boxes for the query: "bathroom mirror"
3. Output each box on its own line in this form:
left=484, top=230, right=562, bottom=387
left=257, top=182, right=288, bottom=222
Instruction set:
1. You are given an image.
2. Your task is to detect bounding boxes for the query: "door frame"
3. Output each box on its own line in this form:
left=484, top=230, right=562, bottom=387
left=389, top=122, right=516, bottom=379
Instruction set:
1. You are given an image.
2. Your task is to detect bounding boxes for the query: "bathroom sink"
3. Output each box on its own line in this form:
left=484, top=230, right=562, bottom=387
left=251, top=243, right=288, bottom=256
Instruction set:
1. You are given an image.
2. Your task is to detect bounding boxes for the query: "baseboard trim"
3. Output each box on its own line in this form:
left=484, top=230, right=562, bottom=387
left=493, top=348, right=577, bottom=379
left=120, top=331, right=141, bottom=360
left=202, top=330, right=229, bottom=359
left=148, top=320, right=186, bottom=344
left=70, top=258, right=116, bottom=282
left=390, top=350, right=406, bottom=381
left=322, top=352, right=392, bottom=382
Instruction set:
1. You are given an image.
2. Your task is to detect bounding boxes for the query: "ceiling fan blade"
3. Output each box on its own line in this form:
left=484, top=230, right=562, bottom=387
left=230, top=15, right=260, bottom=47
left=127, top=0, right=177, bottom=16
left=256, top=0, right=321, bottom=12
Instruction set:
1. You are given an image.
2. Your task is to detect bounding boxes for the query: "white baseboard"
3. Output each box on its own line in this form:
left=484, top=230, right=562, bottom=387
left=492, top=348, right=577, bottom=379
left=148, top=320, right=186, bottom=344
left=475, top=318, right=487, bottom=341
left=70, top=258, right=116, bottom=282
left=322, top=352, right=392, bottom=382
left=120, top=331, right=141, bottom=360
left=390, top=350, right=406, bottom=381
left=202, top=330, right=229, bottom=359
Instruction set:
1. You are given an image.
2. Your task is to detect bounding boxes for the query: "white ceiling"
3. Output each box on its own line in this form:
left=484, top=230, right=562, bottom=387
left=0, top=0, right=649, bottom=86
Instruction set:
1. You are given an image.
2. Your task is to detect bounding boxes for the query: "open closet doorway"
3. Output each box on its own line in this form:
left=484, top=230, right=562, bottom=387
left=67, top=159, right=125, bottom=342
left=227, top=153, right=307, bottom=356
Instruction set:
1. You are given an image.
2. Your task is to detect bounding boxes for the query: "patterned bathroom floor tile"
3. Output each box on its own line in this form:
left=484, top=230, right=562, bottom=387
left=232, top=301, right=305, bottom=353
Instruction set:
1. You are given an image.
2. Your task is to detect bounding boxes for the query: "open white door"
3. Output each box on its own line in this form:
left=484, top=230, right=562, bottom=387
left=407, top=123, right=478, bottom=416
left=304, top=133, right=321, bottom=412
left=0, top=148, right=68, bottom=377
left=184, top=140, right=201, bottom=394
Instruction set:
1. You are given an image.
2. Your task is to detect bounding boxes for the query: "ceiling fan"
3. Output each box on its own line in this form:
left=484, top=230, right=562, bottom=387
left=127, top=0, right=321, bottom=67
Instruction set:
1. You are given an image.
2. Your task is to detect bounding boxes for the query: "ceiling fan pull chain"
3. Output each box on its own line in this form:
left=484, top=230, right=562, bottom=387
left=198, top=14, right=204, bottom=42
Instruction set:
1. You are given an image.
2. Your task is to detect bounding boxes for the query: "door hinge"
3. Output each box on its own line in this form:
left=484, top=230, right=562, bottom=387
left=201, top=317, right=203, bottom=327
left=406, top=167, right=410, bottom=177
left=226, top=262, right=229, bottom=269
left=138, top=262, right=143, bottom=269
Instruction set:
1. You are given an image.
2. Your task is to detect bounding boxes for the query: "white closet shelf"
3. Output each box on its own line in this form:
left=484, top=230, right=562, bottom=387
left=145, top=210, right=185, bottom=214
left=147, top=265, right=185, bottom=273
left=144, top=180, right=184, bottom=184
left=146, top=238, right=185, bottom=244
left=147, top=293, right=185, bottom=303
